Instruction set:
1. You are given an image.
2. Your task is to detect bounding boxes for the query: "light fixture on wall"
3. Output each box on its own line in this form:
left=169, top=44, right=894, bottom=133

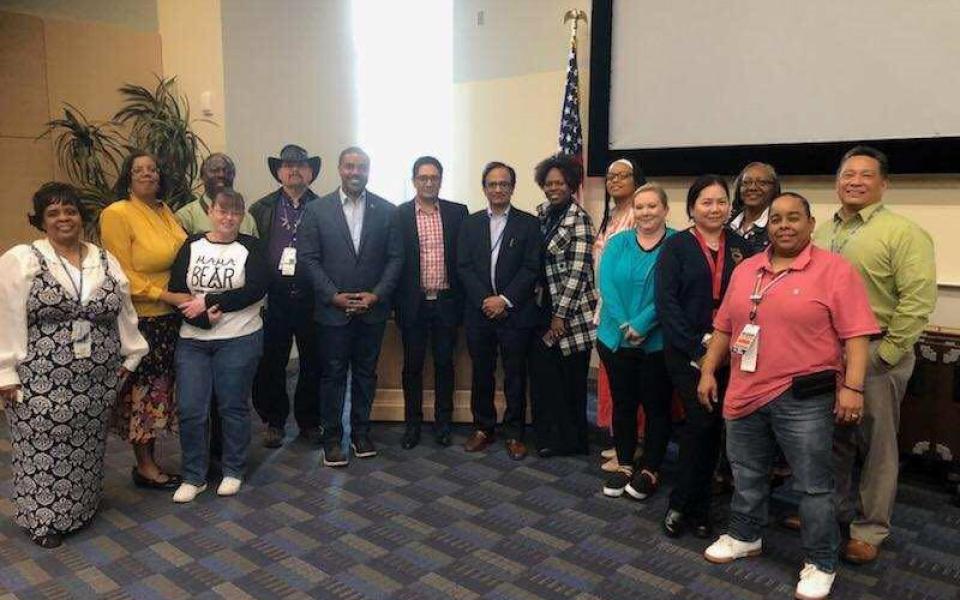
left=201, top=91, right=214, bottom=117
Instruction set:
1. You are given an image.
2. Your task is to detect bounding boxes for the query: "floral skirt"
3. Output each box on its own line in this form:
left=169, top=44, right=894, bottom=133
left=112, top=313, right=180, bottom=443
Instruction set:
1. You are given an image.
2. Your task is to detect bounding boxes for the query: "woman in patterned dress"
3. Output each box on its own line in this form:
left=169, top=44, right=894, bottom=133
left=100, top=151, right=191, bottom=490
left=594, top=158, right=646, bottom=471
left=0, top=183, right=148, bottom=548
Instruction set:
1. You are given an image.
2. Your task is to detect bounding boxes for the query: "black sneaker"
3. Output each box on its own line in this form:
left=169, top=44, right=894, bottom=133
left=323, top=443, right=349, bottom=467
left=602, top=470, right=632, bottom=498
left=262, top=426, right=284, bottom=449
left=351, top=435, right=378, bottom=459
left=299, top=426, right=324, bottom=446
left=625, top=470, right=659, bottom=501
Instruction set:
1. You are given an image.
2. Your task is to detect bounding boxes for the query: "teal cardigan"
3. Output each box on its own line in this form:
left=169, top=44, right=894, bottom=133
left=596, top=227, right=675, bottom=352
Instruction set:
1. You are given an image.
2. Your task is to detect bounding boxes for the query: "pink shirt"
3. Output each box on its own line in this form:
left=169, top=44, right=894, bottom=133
left=714, top=243, right=880, bottom=419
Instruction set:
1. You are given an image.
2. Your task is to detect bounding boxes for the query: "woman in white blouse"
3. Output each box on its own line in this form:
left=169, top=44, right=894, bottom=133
left=0, top=182, right=148, bottom=548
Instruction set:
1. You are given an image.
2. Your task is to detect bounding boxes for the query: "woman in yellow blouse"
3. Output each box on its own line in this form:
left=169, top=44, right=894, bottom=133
left=100, top=151, right=191, bottom=490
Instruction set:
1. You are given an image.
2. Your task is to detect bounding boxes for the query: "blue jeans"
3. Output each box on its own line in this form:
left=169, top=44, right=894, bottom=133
left=726, top=388, right=838, bottom=572
left=176, top=330, right=263, bottom=485
left=318, top=320, right=387, bottom=444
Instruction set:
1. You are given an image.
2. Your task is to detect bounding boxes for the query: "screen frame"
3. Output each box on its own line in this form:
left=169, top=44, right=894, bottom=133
left=586, top=0, right=960, bottom=177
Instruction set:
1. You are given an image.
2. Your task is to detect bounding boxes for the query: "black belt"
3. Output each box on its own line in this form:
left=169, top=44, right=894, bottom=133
left=869, top=331, right=887, bottom=341
left=422, top=289, right=455, bottom=301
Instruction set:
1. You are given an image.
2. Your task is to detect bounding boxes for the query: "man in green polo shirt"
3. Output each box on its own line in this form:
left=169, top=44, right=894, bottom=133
left=176, top=152, right=259, bottom=236
left=814, top=145, right=937, bottom=564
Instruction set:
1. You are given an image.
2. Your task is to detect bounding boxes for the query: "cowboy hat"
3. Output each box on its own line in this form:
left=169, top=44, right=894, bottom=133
left=268, top=144, right=321, bottom=184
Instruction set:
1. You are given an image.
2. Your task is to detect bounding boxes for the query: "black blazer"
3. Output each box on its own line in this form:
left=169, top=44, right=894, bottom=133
left=298, top=189, right=403, bottom=326
left=655, top=227, right=749, bottom=361
left=457, top=206, right=542, bottom=328
left=248, top=187, right=319, bottom=291
left=393, top=198, right=469, bottom=328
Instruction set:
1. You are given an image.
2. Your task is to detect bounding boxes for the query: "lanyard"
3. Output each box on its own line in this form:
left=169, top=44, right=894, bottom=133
left=56, top=251, right=84, bottom=301
left=748, top=268, right=790, bottom=321
left=692, top=228, right=726, bottom=309
left=281, top=196, right=306, bottom=243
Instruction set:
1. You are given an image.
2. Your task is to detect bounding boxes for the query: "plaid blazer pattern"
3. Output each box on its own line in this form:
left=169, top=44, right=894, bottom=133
left=537, top=200, right=598, bottom=355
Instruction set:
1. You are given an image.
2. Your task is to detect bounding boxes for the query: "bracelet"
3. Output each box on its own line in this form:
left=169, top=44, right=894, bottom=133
left=842, top=382, right=864, bottom=394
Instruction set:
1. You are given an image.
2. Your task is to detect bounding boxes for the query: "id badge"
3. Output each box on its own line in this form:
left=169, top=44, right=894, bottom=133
left=280, top=246, right=297, bottom=277
left=72, top=320, right=92, bottom=359
left=733, top=323, right=760, bottom=372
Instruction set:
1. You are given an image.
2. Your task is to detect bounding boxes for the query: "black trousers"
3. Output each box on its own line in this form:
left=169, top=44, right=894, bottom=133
left=465, top=320, right=531, bottom=440
left=598, top=344, right=673, bottom=472
left=530, top=337, right=591, bottom=454
left=400, top=299, right=458, bottom=432
left=252, top=290, right=321, bottom=431
left=664, top=345, right=728, bottom=519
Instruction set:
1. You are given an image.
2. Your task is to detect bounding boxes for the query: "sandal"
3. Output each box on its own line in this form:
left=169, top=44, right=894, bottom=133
left=131, top=467, right=183, bottom=490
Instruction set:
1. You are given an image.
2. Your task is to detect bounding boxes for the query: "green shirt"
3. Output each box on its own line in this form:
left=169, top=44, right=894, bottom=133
left=175, top=196, right=259, bottom=237
left=813, top=202, right=936, bottom=365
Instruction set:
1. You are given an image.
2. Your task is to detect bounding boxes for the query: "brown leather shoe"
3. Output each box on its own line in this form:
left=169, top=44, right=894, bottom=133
left=464, top=430, right=493, bottom=453
left=505, top=439, right=527, bottom=461
left=781, top=514, right=802, bottom=531
left=843, top=539, right=879, bottom=564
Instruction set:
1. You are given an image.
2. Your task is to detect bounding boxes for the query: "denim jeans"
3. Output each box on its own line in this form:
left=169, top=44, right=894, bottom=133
left=726, top=387, right=838, bottom=572
left=176, top=330, right=264, bottom=485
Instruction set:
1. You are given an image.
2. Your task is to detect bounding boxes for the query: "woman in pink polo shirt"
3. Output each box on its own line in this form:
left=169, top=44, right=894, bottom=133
left=696, top=193, right=878, bottom=600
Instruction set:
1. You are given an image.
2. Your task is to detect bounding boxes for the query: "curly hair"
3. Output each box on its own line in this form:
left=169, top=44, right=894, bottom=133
left=533, top=153, right=583, bottom=190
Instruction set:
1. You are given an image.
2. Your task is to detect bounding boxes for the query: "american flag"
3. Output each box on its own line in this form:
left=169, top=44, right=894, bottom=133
left=558, top=34, right=584, bottom=166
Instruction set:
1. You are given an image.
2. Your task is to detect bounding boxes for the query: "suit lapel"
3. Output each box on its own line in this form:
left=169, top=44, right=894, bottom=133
left=479, top=211, right=492, bottom=288
left=493, top=209, right=518, bottom=288
left=546, top=203, right=576, bottom=256
left=356, top=194, right=375, bottom=258
left=408, top=201, right=421, bottom=281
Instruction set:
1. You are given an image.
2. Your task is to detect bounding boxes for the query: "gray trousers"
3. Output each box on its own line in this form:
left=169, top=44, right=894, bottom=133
left=833, top=339, right=915, bottom=546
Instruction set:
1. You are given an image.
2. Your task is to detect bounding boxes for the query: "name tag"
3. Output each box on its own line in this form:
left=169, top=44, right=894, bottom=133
left=732, top=323, right=760, bottom=372
left=280, top=247, right=297, bottom=277
left=73, top=320, right=92, bottom=359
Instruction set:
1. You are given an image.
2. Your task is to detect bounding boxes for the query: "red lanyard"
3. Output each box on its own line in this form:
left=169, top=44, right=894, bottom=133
left=692, top=228, right=726, bottom=312
left=749, top=268, right=791, bottom=321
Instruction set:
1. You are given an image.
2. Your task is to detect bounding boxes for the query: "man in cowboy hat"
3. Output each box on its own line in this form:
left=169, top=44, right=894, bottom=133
left=249, top=144, right=324, bottom=448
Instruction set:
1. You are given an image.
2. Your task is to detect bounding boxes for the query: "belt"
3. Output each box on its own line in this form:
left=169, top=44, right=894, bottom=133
left=869, top=330, right=887, bottom=341
left=423, top=289, right=455, bottom=301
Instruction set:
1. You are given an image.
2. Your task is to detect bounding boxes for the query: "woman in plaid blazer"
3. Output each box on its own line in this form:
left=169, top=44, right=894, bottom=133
left=529, top=153, right=598, bottom=457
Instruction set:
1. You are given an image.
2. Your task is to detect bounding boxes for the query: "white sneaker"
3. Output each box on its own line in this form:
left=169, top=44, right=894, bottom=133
left=704, top=534, right=762, bottom=564
left=601, top=447, right=616, bottom=459
left=217, top=477, right=242, bottom=496
left=795, top=563, right=835, bottom=600
left=172, top=483, right=207, bottom=503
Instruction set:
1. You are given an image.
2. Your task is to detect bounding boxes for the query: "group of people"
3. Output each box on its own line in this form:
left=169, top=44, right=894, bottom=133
left=0, top=140, right=938, bottom=600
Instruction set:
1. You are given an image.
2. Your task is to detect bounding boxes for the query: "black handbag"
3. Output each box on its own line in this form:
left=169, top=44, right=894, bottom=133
left=791, top=370, right=837, bottom=399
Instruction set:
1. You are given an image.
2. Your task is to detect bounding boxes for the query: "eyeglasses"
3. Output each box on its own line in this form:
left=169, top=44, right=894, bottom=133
left=605, top=172, right=633, bottom=183
left=485, top=182, right=514, bottom=190
left=415, top=175, right=440, bottom=183
left=740, top=178, right=775, bottom=188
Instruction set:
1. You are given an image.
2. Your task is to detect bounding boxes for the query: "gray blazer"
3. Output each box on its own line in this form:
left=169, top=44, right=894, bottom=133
left=298, top=189, right=403, bottom=326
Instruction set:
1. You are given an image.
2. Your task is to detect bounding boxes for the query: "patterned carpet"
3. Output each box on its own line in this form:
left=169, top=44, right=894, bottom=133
left=1, top=420, right=959, bottom=599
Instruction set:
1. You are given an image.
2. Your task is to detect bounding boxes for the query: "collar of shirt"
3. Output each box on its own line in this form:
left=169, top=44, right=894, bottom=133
left=758, top=240, right=814, bottom=273
left=339, top=187, right=367, bottom=206
left=487, top=205, right=511, bottom=220
left=832, top=201, right=884, bottom=226
left=281, top=189, right=308, bottom=210
left=415, top=197, right=440, bottom=214
left=731, top=206, right=769, bottom=231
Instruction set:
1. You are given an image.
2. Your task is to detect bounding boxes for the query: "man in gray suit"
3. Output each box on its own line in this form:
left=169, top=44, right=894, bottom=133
left=298, top=146, right=403, bottom=467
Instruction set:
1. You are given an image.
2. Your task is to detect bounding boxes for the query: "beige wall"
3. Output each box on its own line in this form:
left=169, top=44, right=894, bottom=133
left=156, top=0, right=226, bottom=153
left=0, top=10, right=162, bottom=249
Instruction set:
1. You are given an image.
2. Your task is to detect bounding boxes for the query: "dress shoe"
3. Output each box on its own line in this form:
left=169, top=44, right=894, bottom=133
left=537, top=447, right=558, bottom=458
left=434, top=430, right=452, bottom=447
left=132, top=467, right=182, bottom=490
left=781, top=514, right=802, bottom=531
left=843, top=539, right=879, bottom=564
left=262, top=426, right=284, bottom=448
left=691, top=515, right=714, bottom=539
left=505, top=439, right=527, bottom=461
left=662, top=509, right=686, bottom=538
left=401, top=428, right=421, bottom=450
left=31, top=532, right=62, bottom=549
left=351, top=435, right=378, bottom=458
left=464, top=430, right=493, bottom=452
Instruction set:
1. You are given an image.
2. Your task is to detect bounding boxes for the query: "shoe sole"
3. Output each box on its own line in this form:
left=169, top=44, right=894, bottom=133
left=351, top=444, right=378, bottom=459
left=795, top=590, right=830, bottom=600
left=624, top=484, right=652, bottom=501
left=704, top=548, right=761, bottom=564
left=602, top=486, right=625, bottom=498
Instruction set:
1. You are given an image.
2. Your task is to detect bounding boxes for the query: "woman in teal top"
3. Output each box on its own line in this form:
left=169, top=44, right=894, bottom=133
left=598, top=182, right=676, bottom=501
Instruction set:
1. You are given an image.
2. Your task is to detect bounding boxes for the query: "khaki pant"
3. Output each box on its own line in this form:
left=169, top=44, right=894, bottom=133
left=833, top=339, right=915, bottom=546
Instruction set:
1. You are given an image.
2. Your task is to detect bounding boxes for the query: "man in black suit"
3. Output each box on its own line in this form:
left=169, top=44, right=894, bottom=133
left=249, top=144, right=323, bottom=449
left=298, top=146, right=403, bottom=467
left=457, top=161, right=542, bottom=460
left=394, top=157, right=468, bottom=450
